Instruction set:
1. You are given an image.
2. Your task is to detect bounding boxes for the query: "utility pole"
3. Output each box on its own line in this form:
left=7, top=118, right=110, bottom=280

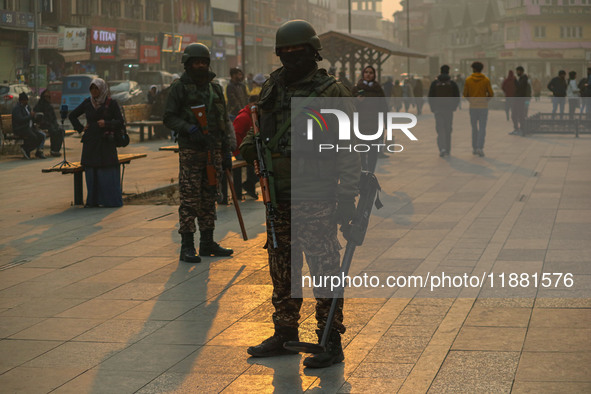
left=241, top=0, right=245, bottom=70
left=406, top=0, right=410, bottom=77
left=348, top=0, right=352, bottom=34
left=171, top=0, right=175, bottom=69
left=33, top=0, right=39, bottom=93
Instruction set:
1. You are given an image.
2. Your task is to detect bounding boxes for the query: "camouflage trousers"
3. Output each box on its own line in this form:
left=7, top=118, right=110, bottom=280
left=178, top=148, right=222, bottom=234
left=268, top=200, right=345, bottom=334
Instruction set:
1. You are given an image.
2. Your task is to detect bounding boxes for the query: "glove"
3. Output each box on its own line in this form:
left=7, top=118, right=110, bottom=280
left=335, top=197, right=356, bottom=225
left=188, top=125, right=205, bottom=144
left=222, top=153, right=233, bottom=171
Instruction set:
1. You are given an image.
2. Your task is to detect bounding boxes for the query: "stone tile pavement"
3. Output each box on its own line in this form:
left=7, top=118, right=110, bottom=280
left=0, top=102, right=590, bottom=393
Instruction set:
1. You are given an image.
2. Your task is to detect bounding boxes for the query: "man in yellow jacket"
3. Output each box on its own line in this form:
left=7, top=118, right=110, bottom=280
left=463, top=61, right=494, bottom=157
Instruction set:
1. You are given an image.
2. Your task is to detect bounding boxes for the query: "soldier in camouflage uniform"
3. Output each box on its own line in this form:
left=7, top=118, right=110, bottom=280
left=240, top=20, right=360, bottom=368
left=163, top=43, right=234, bottom=263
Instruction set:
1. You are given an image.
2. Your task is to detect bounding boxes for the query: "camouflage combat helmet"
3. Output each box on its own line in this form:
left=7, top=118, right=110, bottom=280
left=181, top=43, right=210, bottom=64
left=275, top=20, right=322, bottom=54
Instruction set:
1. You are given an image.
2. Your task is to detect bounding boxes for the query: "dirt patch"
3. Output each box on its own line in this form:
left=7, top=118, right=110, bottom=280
left=124, top=184, right=180, bottom=205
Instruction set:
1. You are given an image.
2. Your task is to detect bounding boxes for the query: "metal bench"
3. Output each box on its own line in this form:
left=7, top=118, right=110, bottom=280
left=523, top=112, right=591, bottom=137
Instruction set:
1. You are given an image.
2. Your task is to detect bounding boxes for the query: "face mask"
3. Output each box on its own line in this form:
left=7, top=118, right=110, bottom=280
left=279, top=48, right=317, bottom=82
left=187, top=67, right=209, bottom=82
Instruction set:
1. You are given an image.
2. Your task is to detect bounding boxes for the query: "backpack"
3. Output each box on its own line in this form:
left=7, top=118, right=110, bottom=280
left=434, top=79, right=454, bottom=97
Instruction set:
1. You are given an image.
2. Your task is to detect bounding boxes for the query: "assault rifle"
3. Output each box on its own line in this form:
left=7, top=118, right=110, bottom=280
left=250, top=104, right=278, bottom=249
left=284, top=163, right=382, bottom=354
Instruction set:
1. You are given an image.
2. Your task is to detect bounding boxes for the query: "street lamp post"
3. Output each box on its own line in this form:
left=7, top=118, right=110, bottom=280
left=406, top=0, right=410, bottom=76
left=33, top=0, right=39, bottom=93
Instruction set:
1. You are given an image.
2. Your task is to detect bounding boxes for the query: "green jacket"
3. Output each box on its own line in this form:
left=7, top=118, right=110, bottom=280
left=163, top=71, right=230, bottom=152
left=240, top=67, right=360, bottom=202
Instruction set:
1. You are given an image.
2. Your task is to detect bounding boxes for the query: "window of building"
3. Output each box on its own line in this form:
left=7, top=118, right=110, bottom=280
left=569, top=0, right=576, bottom=4
left=368, top=1, right=373, bottom=10
left=352, top=2, right=358, bottom=11
left=561, top=26, right=583, bottom=38
left=534, top=26, right=546, bottom=38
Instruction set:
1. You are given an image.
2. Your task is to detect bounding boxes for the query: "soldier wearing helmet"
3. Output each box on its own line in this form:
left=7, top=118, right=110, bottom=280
left=240, top=20, right=360, bottom=368
left=163, top=43, right=234, bottom=263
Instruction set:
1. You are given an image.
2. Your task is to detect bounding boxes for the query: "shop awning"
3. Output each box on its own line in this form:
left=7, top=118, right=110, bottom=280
left=58, top=51, right=91, bottom=63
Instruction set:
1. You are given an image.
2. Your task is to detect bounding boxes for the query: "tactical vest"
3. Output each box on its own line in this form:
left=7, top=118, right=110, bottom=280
left=258, top=70, right=337, bottom=156
left=257, top=69, right=345, bottom=202
left=176, top=79, right=227, bottom=150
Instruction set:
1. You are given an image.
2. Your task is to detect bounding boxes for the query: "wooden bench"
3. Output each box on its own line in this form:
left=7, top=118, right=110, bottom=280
left=158, top=145, right=247, bottom=169
left=122, top=104, right=164, bottom=142
left=0, top=114, right=24, bottom=151
left=42, top=153, right=147, bottom=205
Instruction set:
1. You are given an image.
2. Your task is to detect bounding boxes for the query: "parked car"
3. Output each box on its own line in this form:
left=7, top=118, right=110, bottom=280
left=61, top=74, right=98, bottom=111
left=0, top=83, right=39, bottom=114
left=108, top=80, right=143, bottom=105
left=46, top=81, right=62, bottom=108
left=136, top=70, right=174, bottom=102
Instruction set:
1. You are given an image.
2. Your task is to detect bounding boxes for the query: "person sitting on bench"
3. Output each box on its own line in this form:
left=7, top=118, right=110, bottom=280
left=12, top=92, right=46, bottom=160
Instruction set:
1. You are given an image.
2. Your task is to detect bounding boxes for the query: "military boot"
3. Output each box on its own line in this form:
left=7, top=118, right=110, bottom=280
left=179, top=233, right=201, bottom=263
left=303, top=330, right=344, bottom=368
left=199, top=229, right=233, bottom=256
left=247, top=326, right=299, bottom=358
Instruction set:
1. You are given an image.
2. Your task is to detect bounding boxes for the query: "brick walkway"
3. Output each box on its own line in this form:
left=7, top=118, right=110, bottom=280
left=1, top=101, right=589, bottom=393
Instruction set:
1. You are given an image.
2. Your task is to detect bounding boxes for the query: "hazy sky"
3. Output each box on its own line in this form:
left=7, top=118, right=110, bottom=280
left=382, top=0, right=403, bottom=21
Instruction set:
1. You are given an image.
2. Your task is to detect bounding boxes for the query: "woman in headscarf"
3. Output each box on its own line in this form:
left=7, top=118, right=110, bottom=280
left=147, top=84, right=159, bottom=105
left=69, top=78, right=125, bottom=207
left=34, top=88, right=63, bottom=156
left=351, top=65, right=389, bottom=169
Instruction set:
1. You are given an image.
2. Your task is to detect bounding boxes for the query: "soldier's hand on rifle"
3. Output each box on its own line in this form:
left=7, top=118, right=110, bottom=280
left=336, top=197, right=356, bottom=225
left=336, top=197, right=356, bottom=241
left=188, top=124, right=205, bottom=144
left=222, top=153, right=233, bottom=171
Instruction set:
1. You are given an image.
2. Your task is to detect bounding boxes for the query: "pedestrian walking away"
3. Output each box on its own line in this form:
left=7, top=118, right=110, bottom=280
left=163, top=42, right=234, bottom=263
left=548, top=70, right=567, bottom=119
left=501, top=70, right=516, bottom=121
left=413, top=76, right=424, bottom=115
left=463, top=61, right=494, bottom=157
left=240, top=19, right=360, bottom=369
left=567, top=71, right=580, bottom=120
left=68, top=78, right=125, bottom=207
left=428, top=64, right=460, bottom=157
left=577, top=67, right=591, bottom=117
left=510, top=66, right=530, bottom=135
left=391, top=79, right=403, bottom=112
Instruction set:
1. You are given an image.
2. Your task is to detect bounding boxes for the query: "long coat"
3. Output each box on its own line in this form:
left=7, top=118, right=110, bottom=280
left=69, top=98, right=124, bottom=167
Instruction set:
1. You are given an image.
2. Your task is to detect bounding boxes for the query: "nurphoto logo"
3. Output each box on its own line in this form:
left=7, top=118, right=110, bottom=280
left=305, top=109, right=418, bottom=153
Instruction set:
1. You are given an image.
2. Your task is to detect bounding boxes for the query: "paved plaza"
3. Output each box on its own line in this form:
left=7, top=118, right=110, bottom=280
left=1, top=102, right=590, bottom=393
